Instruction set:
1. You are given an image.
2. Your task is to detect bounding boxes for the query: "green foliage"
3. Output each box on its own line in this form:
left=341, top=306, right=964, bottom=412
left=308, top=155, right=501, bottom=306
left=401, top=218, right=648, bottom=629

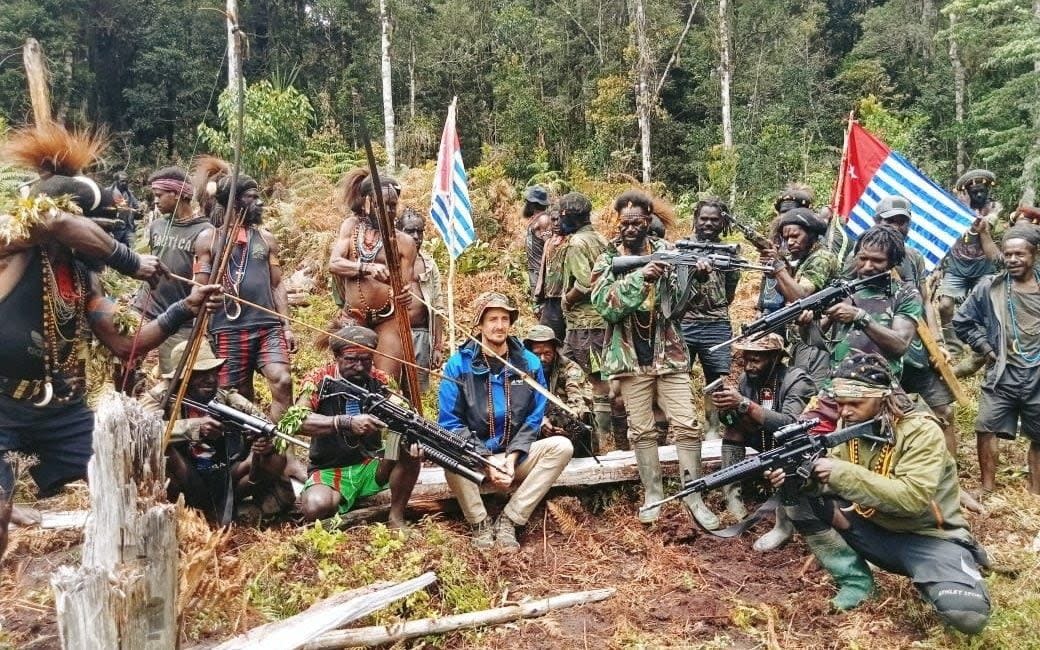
left=198, top=80, right=315, bottom=181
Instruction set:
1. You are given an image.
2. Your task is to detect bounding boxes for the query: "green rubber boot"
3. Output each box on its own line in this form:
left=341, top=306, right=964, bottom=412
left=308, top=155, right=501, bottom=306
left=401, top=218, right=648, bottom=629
left=720, top=442, right=747, bottom=519
left=804, top=528, right=875, bottom=610
left=634, top=442, right=665, bottom=524
left=676, top=441, right=721, bottom=530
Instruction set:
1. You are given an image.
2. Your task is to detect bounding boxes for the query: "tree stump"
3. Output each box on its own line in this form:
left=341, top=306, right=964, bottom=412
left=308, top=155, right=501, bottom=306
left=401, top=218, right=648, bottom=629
left=51, top=392, right=177, bottom=649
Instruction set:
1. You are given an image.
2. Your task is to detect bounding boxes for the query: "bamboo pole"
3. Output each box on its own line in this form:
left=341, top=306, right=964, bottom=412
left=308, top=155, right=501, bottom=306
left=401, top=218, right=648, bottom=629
left=302, top=588, right=616, bottom=649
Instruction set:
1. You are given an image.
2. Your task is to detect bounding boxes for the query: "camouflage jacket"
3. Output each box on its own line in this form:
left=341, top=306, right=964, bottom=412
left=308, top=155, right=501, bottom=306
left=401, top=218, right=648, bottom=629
left=591, top=237, right=697, bottom=378
left=546, top=354, right=593, bottom=416
left=561, top=225, right=610, bottom=330
left=829, top=277, right=923, bottom=377
left=536, top=234, right=568, bottom=300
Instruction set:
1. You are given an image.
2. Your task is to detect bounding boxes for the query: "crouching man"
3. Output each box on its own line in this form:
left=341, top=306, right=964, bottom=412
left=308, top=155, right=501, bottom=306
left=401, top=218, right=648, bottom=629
left=142, top=341, right=293, bottom=524
left=294, top=325, right=420, bottom=529
left=766, top=352, right=990, bottom=634
left=439, top=292, right=573, bottom=551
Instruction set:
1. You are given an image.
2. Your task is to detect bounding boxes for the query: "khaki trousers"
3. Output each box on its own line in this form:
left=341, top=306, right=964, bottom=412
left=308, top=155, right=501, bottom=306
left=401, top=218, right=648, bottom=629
left=618, top=372, right=701, bottom=445
left=445, top=436, right=573, bottom=526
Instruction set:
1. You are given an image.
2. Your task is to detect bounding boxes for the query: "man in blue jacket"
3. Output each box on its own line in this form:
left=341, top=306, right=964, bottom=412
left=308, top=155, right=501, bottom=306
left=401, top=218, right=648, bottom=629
left=439, top=292, right=573, bottom=551
left=954, top=227, right=1040, bottom=496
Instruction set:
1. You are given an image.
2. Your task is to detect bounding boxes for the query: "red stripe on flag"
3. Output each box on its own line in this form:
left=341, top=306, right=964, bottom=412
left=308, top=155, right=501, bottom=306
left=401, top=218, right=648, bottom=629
left=837, top=123, right=891, bottom=220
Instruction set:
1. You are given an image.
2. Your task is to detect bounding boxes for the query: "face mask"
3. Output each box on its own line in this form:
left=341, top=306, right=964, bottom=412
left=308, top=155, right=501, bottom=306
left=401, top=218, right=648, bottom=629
left=967, top=186, right=990, bottom=210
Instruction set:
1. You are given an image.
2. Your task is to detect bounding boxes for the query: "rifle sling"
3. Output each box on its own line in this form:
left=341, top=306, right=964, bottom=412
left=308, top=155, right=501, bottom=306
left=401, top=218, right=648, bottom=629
left=697, top=493, right=782, bottom=538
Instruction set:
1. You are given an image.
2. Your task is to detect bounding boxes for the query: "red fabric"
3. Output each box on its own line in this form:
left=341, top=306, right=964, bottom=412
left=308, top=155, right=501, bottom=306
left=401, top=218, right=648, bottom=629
left=836, top=123, right=891, bottom=220
left=303, top=363, right=389, bottom=410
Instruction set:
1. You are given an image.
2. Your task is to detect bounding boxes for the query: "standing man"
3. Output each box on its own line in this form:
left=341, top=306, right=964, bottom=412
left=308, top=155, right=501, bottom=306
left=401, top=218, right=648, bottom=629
left=869, top=197, right=960, bottom=456
left=135, top=167, right=214, bottom=375
left=938, top=170, right=1002, bottom=343
left=396, top=207, right=443, bottom=392
left=820, top=225, right=921, bottom=378
left=760, top=208, right=840, bottom=384
left=109, top=171, right=141, bottom=213
left=329, top=168, right=418, bottom=383
left=438, top=292, right=573, bottom=551
left=954, top=227, right=1040, bottom=496
left=758, top=186, right=815, bottom=315
left=681, top=199, right=740, bottom=439
left=765, top=352, right=990, bottom=634
left=204, top=174, right=295, bottom=420
left=523, top=324, right=593, bottom=454
left=523, top=185, right=552, bottom=301
left=534, top=202, right=567, bottom=340
left=294, top=325, right=420, bottom=528
left=710, top=333, right=815, bottom=550
left=558, top=192, right=613, bottom=451
left=591, top=189, right=718, bottom=529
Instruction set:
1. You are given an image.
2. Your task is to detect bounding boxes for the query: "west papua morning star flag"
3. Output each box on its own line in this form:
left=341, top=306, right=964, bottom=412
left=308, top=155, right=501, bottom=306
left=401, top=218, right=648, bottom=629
left=837, top=123, right=974, bottom=271
left=430, top=98, right=476, bottom=259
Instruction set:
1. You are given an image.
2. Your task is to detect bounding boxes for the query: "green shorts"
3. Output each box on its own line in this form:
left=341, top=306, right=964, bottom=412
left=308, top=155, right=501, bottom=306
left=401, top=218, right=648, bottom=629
left=303, top=460, right=387, bottom=514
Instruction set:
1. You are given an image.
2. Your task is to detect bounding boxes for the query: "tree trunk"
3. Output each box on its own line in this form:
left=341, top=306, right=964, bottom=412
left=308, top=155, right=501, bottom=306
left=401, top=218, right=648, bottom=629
left=380, top=0, right=397, bottom=169
left=718, top=0, right=736, bottom=204
left=630, top=0, right=652, bottom=183
left=409, top=42, right=416, bottom=120
left=1020, top=0, right=1040, bottom=207
left=22, top=38, right=51, bottom=125
left=51, top=393, right=177, bottom=650
left=948, top=12, right=966, bottom=176
left=227, top=0, right=241, bottom=97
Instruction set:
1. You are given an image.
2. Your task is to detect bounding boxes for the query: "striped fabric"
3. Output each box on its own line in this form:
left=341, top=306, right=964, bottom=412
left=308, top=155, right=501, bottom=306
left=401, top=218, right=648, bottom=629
left=430, top=99, right=476, bottom=259
left=838, top=123, right=975, bottom=272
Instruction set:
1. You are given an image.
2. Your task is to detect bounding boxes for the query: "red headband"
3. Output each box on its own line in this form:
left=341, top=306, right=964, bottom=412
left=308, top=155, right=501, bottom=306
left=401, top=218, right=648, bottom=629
left=151, top=178, right=195, bottom=199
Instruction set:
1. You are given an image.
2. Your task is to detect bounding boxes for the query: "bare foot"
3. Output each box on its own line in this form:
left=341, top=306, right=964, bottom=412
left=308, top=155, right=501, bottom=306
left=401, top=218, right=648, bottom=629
left=960, top=491, right=986, bottom=515
left=10, top=505, right=41, bottom=526
left=387, top=515, right=409, bottom=531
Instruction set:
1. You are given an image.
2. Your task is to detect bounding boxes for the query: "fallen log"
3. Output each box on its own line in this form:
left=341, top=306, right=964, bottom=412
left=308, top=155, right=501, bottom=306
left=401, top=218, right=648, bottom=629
left=301, top=587, right=616, bottom=649
left=210, top=571, right=437, bottom=650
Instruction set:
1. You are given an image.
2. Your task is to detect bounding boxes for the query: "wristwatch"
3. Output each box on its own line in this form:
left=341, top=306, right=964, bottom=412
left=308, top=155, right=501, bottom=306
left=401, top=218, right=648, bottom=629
left=737, top=398, right=751, bottom=415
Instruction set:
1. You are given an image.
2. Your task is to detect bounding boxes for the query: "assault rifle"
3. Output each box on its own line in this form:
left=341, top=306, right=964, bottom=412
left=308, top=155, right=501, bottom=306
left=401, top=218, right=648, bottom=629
left=544, top=402, right=600, bottom=464
left=708, top=271, right=891, bottom=352
left=729, top=215, right=774, bottom=252
left=182, top=398, right=309, bottom=450
left=640, top=418, right=885, bottom=512
left=318, top=377, right=511, bottom=485
left=611, top=250, right=773, bottom=275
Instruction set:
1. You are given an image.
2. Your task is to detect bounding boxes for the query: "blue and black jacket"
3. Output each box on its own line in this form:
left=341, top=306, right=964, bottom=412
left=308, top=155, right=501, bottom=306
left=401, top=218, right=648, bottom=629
left=438, top=336, right=547, bottom=458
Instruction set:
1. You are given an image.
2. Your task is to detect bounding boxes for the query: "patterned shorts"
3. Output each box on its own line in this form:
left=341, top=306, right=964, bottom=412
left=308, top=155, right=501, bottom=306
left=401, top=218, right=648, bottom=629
left=303, top=460, right=387, bottom=514
left=212, top=325, right=290, bottom=387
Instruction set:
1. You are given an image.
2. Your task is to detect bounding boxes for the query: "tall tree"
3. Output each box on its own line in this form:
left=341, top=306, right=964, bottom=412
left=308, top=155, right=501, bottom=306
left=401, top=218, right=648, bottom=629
left=380, top=0, right=396, bottom=168
left=630, top=0, right=653, bottom=182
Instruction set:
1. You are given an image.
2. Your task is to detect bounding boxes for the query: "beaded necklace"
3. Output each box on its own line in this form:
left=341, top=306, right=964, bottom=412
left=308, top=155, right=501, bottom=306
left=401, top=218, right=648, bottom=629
left=1005, top=271, right=1040, bottom=364
left=629, top=240, right=656, bottom=342
left=39, top=250, right=86, bottom=405
left=351, top=223, right=392, bottom=314
left=845, top=435, right=895, bottom=518
left=222, top=229, right=251, bottom=320
left=483, top=351, right=511, bottom=449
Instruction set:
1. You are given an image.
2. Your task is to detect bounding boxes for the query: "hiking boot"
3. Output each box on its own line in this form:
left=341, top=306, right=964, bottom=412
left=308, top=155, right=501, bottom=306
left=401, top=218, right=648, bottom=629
left=470, top=517, right=495, bottom=550
left=721, top=442, right=748, bottom=520
left=494, top=515, right=520, bottom=551
left=676, top=441, right=720, bottom=530
left=804, top=528, right=875, bottom=610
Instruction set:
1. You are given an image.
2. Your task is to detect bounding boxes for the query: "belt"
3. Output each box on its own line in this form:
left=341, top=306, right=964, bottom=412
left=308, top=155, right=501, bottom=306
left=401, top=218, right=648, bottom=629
left=0, top=376, right=48, bottom=401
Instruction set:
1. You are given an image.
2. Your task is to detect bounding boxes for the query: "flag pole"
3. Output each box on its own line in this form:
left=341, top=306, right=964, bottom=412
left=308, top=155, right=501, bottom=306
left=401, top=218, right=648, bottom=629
left=830, top=110, right=855, bottom=213
left=446, top=97, right=459, bottom=353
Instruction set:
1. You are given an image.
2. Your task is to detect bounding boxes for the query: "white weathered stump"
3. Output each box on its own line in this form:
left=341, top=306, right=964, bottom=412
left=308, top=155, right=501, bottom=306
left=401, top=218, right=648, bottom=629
left=52, top=391, right=177, bottom=649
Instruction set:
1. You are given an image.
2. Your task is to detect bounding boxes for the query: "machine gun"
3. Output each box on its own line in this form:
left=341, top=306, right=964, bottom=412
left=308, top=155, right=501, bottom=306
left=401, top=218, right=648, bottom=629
left=611, top=250, right=773, bottom=275
left=708, top=271, right=891, bottom=353
left=182, top=398, right=309, bottom=450
left=318, top=377, right=512, bottom=485
left=543, top=402, right=601, bottom=464
left=640, top=418, right=885, bottom=513
left=729, top=215, right=774, bottom=252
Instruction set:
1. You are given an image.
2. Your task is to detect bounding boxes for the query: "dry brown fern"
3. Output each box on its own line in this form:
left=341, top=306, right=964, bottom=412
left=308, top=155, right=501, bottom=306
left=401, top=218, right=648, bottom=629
left=546, top=496, right=583, bottom=538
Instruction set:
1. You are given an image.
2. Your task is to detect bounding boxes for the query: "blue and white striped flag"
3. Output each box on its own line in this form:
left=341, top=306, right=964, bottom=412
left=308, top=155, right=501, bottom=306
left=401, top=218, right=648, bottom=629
left=430, top=98, right=475, bottom=259
left=839, top=123, right=974, bottom=271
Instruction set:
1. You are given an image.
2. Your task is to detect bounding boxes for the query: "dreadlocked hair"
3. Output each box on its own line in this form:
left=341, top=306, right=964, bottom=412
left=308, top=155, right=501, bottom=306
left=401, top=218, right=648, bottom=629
left=2, top=121, right=107, bottom=176
left=694, top=198, right=732, bottom=237
left=833, top=350, right=914, bottom=419
left=853, top=224, right=906, bottom=267
left=337, top=168, right=401, bottom=217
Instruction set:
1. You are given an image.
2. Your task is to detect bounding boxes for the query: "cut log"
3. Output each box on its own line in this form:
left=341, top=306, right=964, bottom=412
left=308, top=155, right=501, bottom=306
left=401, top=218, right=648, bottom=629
left=51, top=393, right=177, bottom=650
left=209, top=571, right=436, bottom=650
left=301, top=588, right=616, bottom=649
left=333, top=440, right=749, bottom=526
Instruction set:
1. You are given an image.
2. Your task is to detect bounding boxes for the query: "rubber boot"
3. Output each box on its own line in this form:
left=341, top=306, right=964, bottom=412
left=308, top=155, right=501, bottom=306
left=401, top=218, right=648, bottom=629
left=592, top=398, right=615, bottom=455
left=803, top=528, right=875, bottom=610
left=676, top=441, right=721, bottom=530
left=720, top=442, right=747, bottom=519
left=703, top=395, right=722, bottom=441
left=753, top=503, right=794, bottom=552
left=633, top=442, right=665, bottom=524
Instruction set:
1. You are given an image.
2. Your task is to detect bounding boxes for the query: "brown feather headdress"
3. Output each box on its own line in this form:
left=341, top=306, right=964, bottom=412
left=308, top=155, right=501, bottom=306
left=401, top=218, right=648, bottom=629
left=1, top=121, right=107, bottom=176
